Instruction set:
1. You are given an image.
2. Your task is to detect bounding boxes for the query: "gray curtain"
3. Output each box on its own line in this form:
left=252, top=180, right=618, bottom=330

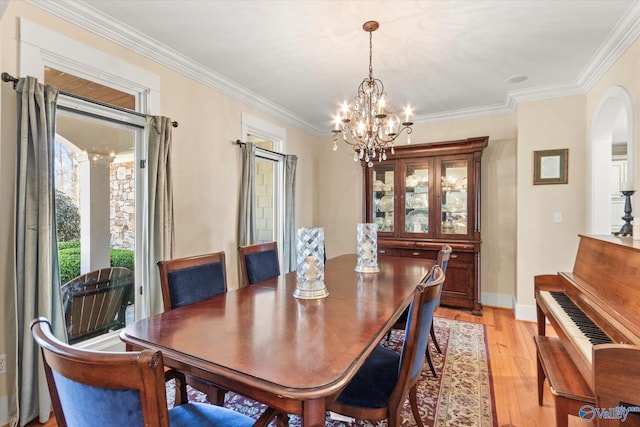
left=146, top=116, right=175, bottom=315
left=238, top=142, right=256, bottom=250
left=283, top=155, right=297, bottom=272
left=13, top=77, right=63, bottom=426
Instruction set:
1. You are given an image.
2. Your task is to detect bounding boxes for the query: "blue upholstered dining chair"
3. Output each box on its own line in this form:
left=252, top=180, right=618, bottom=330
left=30, top=317, right=258, bottom=427
left=157, top=251, right=228, bottom=311
left=328, top=265, right=445, bottom=427
left=430, top=244, right=452, bottom=355
left=238, top=242, right=280, bottom=287
left=157, top=252, right=229, bottom=406
left=157, top=252, right=284, bottom=426
left=238, top=241, right=290, bottom=426
left=386, top=244, right=452, bottom=378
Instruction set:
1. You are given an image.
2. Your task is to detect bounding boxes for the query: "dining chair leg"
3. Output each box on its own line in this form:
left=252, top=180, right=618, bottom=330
left=409, top=386, right=425, bottom=427
left=387, top=402, right=402, bottom=427
left=254, top=408, right=289, bottom=427
left=430, top=322, right=442, bottom=354
left=425, top=346, right=437, bottom=378
left=186, top=376, right=227, bottom=406
left=276, top=411, right=290, bottom=427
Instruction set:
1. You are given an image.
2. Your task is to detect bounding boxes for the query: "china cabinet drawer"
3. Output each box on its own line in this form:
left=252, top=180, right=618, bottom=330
left=377, top=247, right=398, bottom=257
left=398, top=249, right=434, bottom=258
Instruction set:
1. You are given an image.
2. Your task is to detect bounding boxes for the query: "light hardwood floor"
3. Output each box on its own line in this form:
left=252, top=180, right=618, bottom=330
left=25, top=305, right=591, bottom=427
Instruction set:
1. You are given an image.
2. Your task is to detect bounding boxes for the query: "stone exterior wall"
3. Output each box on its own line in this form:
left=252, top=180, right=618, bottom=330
left=256, top=159, right=274, bottom=243
left=110, top=161, right=135, bottom=249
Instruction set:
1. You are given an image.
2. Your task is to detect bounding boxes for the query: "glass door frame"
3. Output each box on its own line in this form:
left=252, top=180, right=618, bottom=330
left=434, top=155, right=473, bottom=240
left=56, top=94, right=148, bottom=337
left=399, top=158, right=435, bottom=239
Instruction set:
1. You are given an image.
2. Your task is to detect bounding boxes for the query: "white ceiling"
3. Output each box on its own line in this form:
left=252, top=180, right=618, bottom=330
left=30, top=0, right=640, bottom=136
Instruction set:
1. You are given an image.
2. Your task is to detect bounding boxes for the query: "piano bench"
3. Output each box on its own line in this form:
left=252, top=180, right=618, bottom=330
left=534, top=335, right=594, bottom=427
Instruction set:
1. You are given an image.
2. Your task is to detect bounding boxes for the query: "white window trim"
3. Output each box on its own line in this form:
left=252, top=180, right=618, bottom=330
left=241, top=112, right=285, bottom=153
left=20, top=18, right=160, bottom=350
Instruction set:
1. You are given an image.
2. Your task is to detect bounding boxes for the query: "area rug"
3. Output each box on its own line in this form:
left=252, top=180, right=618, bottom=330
left=166, top=317, right=497, bottom=426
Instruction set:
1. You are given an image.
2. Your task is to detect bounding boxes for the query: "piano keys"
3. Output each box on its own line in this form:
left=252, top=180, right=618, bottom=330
left=534, top=234, right=640, bottom=427
left=537, top=290, right=612, bottom=364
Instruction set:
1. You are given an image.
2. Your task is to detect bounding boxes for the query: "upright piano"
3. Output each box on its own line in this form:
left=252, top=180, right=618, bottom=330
left=535, top=234, right=640, bottom=425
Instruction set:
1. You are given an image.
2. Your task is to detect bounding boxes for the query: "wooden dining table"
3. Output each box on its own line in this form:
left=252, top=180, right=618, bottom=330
left=120, top=254, right=432, bottom=426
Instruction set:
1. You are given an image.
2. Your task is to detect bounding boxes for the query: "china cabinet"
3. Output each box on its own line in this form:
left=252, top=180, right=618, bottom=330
left=363, top=136, right=488, bottom=314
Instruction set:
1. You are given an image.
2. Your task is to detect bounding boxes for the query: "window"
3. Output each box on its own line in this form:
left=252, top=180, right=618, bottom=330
left=55, top=101, right=144, bottom=341
left=242, top=113, right=286, bottom=264
left=20, top=19, right=160, bottom=348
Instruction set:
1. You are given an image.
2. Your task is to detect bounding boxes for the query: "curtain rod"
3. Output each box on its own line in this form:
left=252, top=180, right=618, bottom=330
left=1, top=72, right=178, bottom=128
left=235, top=139, right=286, bottom=158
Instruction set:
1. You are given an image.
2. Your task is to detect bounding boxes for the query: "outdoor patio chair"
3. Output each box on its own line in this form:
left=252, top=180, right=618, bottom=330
left=61, top=266, right=133, bottom=344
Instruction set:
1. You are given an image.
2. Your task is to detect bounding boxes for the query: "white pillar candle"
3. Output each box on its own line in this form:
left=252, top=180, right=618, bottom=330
left=621, top=181, right=634, bottom=192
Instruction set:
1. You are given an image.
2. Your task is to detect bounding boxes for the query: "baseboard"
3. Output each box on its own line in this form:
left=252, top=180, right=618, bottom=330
left=480, top=292, right=513, bottom=309
left=514, top=299, right=537, bottom=322
left=75, top=330, right=126, bottom=351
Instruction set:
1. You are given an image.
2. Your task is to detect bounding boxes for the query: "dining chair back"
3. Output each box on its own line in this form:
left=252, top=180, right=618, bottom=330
left=238, top=242, right=280, bottom=287
left=30, top=317, right=256, bottom=427
left=157, top=252, right=227, bottom=311
left=429, top=244, right=452, bottom=354
left=328, top=264, right=445, bottom=427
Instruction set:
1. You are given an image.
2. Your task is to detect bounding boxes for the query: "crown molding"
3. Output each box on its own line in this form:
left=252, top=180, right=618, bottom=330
left=24, top=0, right=640, bottom=138
left=576, top=1, right=640, bottom=91
left=24, top=0, right=320, bottom=136
left=413, top=103, right=513, bottom=125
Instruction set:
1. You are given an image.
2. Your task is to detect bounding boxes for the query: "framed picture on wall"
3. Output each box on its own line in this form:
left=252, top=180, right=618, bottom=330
left=533, top=149, right=568, bottom=185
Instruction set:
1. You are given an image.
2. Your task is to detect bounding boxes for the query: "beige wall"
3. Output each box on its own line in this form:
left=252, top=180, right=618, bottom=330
left=515, top=95, right=588, bottom=317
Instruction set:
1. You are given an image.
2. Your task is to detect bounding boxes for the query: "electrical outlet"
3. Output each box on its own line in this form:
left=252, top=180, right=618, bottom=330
left=0, top=354, right=6, bottom=374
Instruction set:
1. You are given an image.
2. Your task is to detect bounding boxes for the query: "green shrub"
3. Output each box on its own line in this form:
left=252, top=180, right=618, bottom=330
left=58, top=244, right=81, bottom=284
left=57, top=243, right=134, bottom=285
left=57, top=241, right=80, bottom=251
left=110, top=249, right=134, bottom=271
left=55, top=191, right=80, bottom=241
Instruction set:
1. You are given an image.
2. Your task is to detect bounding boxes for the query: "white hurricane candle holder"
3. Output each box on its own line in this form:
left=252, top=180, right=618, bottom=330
left=355, top=223, right=379, bottom=273
left=294, top=227, right=329, bottom=299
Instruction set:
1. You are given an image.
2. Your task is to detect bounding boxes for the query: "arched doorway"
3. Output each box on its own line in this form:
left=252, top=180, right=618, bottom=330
left=589, top=86, right=635, bottom=234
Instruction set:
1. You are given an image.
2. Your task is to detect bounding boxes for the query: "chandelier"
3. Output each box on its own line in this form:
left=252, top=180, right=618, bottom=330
left=332, top=20, right=413, bottom=167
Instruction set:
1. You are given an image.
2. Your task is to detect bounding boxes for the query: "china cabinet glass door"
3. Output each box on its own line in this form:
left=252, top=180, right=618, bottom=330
left=371, top=164, right=395, bottom=233
left=403, top=162, right=431, bottom=235
left=440, top=160, right=468, bottom=236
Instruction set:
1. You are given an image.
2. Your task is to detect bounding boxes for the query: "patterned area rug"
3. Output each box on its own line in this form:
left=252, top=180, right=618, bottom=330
left=167, top=317, right=496, bottom=426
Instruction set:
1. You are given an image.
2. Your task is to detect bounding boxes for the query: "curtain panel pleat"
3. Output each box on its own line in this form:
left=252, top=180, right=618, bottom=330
left=13, top=76, right=64, bottom=426
left=284, top=155, right=297, bottom=272
left=146, top=116, right=175, bottom=316
left=238, top=142, right=257, bottom=249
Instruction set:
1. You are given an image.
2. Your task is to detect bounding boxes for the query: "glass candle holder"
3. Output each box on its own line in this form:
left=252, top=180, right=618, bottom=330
left=294, top=227, right=329, bottom=299
left=355, top=223, right=379, bottom=273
